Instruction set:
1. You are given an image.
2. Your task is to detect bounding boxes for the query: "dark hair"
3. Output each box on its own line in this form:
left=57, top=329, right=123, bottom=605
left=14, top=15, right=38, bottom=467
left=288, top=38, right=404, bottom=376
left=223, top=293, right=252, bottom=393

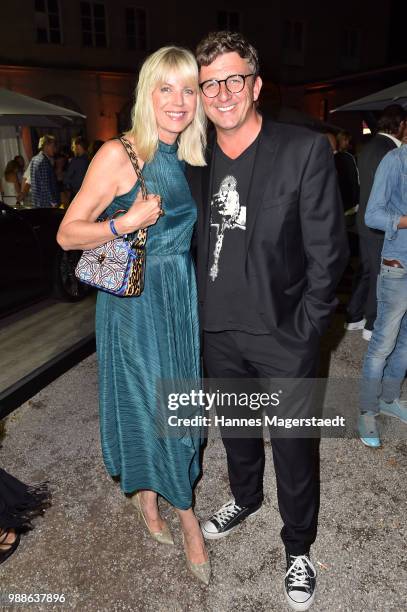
left=88, top=139, right=105, bottom=157
left=196, top=31, right=260, bottom=75
left=72, top=136, right=89, bottom=150
left=336, top=130, right=351, bottom=141
left=4, top=159, right=19, bottom=177
left=377, top=104, right=406, bottom=135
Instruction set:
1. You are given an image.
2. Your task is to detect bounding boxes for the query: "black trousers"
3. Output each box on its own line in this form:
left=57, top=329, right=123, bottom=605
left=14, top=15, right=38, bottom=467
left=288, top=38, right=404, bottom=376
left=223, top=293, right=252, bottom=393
left=203, top=330, right=320, bottom=556
left=346, top=235, right=370, bottom=323
left=363, top=235, right=384, bottom=330
left=347, top=234, right=383, bottom=329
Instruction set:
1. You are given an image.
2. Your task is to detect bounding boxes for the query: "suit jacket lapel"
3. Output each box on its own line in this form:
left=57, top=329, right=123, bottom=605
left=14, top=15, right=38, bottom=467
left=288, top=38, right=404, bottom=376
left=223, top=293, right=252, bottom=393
left=199, top=135, right=216, bottom=261
left=245, top=121, right=279, bottom=253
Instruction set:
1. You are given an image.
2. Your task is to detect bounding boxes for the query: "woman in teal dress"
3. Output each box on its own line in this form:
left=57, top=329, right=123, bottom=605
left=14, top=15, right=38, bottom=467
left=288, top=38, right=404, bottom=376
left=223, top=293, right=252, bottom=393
left=57, top=47, right=210, bottom=584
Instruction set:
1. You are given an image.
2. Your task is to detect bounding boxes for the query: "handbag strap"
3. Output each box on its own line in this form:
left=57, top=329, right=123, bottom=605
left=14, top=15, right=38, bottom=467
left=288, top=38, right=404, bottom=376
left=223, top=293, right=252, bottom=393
left=118, top=135, right=148, bottom=248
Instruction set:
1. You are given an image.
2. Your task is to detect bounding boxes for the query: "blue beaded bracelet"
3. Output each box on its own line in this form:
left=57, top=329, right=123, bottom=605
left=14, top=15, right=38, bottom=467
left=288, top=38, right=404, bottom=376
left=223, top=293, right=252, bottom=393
left=109, top=219, right=119, bottom=237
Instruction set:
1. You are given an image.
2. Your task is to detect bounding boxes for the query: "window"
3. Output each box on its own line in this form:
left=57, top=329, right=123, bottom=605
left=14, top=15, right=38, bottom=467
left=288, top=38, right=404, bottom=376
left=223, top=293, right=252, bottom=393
left=388, top=0, right=407, bottom=63
left=217, top=10, right=240, bottom=31
left=341, top=28, right=361, bottom=70
left=125, top=7, right=147, bottom=51
left=282, top=19, right=306, bottom=66
left=35, top=0, right=62, bottom=44
left=80, top=1, right=107, bottom=47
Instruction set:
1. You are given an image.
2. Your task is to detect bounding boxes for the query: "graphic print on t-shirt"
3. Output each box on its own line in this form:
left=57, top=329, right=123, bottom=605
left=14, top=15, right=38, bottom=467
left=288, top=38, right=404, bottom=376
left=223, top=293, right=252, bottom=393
left=209, top=174, right=246, bottom=281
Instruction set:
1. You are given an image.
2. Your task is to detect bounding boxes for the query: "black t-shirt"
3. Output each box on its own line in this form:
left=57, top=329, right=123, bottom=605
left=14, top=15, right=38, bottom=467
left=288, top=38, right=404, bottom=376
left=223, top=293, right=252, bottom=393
left=204, top=135, right=269, bottom=333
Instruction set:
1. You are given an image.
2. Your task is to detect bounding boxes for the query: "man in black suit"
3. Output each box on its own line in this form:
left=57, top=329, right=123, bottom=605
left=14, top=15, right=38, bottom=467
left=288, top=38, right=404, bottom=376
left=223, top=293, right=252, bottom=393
left=334, top=130, right=359, bottom=217
left=188, top=32, right=348, bottom=610
left=345, top=105, right=406, bottom=340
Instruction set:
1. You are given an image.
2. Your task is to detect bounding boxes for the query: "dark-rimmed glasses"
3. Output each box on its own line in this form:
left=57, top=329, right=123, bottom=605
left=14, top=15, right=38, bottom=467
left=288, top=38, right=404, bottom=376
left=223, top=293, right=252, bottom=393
left=199, top=73, right=255, bottom=98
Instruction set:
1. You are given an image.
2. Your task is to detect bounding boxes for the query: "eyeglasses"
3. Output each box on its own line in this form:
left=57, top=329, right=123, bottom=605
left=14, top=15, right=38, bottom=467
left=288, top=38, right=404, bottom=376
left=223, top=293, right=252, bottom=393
left=199, top=73, right=255, bottom=98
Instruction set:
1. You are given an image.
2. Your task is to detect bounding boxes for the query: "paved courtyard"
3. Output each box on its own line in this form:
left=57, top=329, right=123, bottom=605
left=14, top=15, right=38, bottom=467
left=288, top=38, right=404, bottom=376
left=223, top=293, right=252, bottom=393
left=1, top=314, right=406, bottom=611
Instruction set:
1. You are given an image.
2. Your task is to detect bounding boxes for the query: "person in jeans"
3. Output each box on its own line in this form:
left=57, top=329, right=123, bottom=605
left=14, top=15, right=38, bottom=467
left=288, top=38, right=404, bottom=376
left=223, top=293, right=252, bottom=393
left=358, top=145, right=407, bottom=447
left=345, top=105, right=406, bottom=340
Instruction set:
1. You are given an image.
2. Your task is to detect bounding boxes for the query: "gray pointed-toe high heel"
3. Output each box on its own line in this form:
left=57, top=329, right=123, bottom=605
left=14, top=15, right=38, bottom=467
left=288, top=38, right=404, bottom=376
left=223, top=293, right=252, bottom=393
left=182, top=534, right=211, bottom=585
left=131, top=492, right=174, bottom=546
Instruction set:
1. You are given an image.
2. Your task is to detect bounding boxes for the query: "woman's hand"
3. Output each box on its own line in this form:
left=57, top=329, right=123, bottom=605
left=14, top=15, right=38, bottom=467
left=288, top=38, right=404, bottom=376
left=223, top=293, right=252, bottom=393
left=57, top=140, right=165, bottom=251
left=115, top=190, right=163, bottom=234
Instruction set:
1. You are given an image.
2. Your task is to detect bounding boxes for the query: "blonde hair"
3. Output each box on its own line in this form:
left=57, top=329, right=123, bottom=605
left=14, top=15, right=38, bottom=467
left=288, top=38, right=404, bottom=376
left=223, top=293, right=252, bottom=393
left=38, top=134, right=56, bottom=150
left=126, top=46, right=206, bottom=166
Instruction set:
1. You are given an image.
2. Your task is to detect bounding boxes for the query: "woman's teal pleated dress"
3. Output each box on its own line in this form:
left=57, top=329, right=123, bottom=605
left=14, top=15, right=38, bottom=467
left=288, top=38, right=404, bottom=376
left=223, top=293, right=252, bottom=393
left=95, top=141, right=201, bottom=510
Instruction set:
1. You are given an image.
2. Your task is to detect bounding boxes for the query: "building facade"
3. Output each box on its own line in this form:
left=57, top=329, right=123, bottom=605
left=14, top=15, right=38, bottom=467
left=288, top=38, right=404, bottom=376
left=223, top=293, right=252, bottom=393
left=0, top=0, right=399, bottom=152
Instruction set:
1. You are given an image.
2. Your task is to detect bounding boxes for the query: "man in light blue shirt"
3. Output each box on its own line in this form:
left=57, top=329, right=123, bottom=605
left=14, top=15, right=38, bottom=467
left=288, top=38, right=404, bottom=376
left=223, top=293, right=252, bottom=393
left=359, top=145, right=407, bottom=447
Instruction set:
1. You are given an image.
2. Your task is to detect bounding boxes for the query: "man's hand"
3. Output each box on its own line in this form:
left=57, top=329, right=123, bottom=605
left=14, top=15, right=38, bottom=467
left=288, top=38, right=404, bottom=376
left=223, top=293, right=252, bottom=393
left=398, top=215, right=407, bottom=229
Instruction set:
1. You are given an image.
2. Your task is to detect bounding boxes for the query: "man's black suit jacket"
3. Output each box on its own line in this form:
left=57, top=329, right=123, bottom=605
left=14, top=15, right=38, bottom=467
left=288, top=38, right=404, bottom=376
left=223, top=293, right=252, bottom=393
left=356, top=133, right=397, bottom=240
left=187, top=118, right=349, bottom=350
left=334, top=151, right=359, bottom=212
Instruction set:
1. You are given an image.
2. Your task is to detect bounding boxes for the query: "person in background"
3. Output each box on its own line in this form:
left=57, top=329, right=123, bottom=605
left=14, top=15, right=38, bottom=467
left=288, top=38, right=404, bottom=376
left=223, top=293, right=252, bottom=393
left=30, top=135, right=59, bottom=208
left=333, top=129, right=366, bottom=321
left=325, top=132, right=337, bottom=153
left=0, top=468, right=50, bottom=565
left=3, top=160, right=22, bottom=207
left=64, top=136, right=89, bottom=202
left=13, top=155, right=25, bottom=184
left=335, top=130, right=359, bottom=218
left=19, top=159, right=32, bottom=206
left=358, top=144, right=407, bottom=448
left=88, top=139, right=105, bottom=159
left=54, top=147, right=70, bottom=207
left=345, top=105, right=407, bottom=340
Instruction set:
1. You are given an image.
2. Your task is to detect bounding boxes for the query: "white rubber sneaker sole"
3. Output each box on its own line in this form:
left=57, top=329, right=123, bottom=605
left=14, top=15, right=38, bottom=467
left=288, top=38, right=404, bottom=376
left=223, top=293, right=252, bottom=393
left=344, top=318, right=366, bottom=331
left=284, top=589, right=316, bottom=611
left=201, top=506, right=261, bottom=540
left=362, top=328, right=372, bottom=341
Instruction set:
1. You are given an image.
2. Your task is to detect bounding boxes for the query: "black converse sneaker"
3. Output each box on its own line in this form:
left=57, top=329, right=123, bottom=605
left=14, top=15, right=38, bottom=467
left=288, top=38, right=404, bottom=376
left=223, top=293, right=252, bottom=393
left=201, top=499, right=261, bottom=540
left=284, top=552, right=316, bottom=611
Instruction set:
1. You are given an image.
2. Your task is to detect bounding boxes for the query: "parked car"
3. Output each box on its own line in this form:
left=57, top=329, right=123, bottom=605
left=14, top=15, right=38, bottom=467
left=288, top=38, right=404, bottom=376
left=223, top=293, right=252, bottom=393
left=0, top=201, right=89, bottom=318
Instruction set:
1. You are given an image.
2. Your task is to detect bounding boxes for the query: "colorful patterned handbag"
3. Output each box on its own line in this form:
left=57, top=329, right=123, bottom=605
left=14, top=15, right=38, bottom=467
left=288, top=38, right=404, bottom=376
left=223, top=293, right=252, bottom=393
left=75, top=136, right=148, bottom=297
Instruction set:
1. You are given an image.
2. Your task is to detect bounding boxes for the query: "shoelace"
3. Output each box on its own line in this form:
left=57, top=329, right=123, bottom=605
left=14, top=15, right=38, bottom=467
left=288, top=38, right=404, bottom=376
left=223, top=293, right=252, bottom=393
left=211, top=501, right=242, bottom=528
left=285, top=555, right=316, bottom=591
